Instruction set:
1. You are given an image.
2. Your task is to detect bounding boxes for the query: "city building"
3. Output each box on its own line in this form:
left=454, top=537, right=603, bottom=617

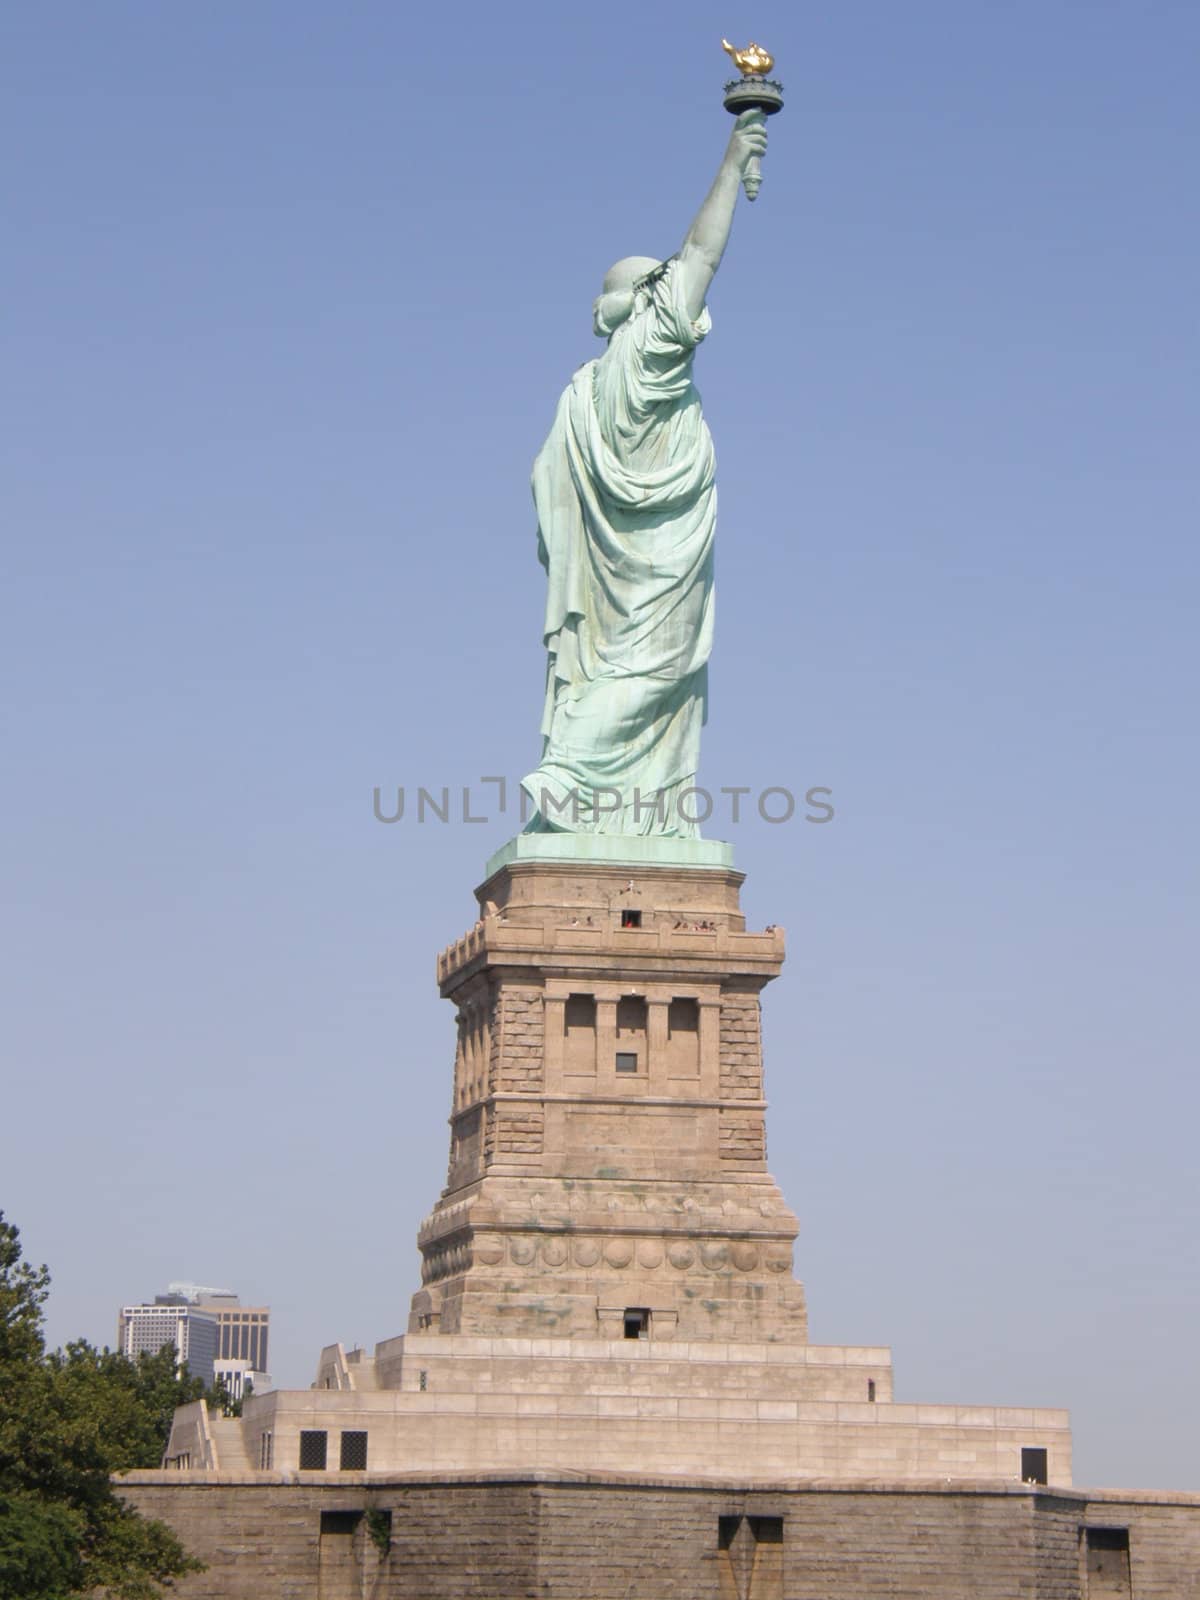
left=165, top=1284, right=271, bottom=1373
left=117, top=1285, right=269, bottom=1391
left=116, top=1299, right=219, bottom=1388
left=212, top=1359, right=271, bottom=1403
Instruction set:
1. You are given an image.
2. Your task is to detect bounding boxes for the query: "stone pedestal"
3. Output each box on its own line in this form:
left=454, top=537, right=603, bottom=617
left=162, top=851, right=1077, bottom=1503
left=410, top=858, right=807, bottom=1345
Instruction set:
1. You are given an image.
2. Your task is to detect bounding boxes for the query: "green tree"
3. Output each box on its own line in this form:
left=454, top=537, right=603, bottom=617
left=47, top=1343, right=206, bottom=1471
left=0, top=1211, right=203, bottom=1599
left=204, top=1376, right=239, bottom=1419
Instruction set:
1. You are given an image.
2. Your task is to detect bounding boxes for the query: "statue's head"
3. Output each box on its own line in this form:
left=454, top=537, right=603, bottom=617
left=593, top=256, right=661, bottom=339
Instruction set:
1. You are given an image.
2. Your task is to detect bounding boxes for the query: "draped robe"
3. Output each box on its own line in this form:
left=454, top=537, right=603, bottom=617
left=522, top=260, right=716, bottom=836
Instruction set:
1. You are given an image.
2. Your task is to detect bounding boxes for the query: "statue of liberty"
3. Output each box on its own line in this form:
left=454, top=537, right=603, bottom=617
left=521, top=108, right=769, bottom=837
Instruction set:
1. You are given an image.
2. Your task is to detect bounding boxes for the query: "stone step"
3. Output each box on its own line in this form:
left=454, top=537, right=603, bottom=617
left=206, top=1414, right=253, bottom=1474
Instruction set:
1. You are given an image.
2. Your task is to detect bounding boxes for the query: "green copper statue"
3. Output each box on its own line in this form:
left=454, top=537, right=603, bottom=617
left=521, top=95, right=772, bottom=839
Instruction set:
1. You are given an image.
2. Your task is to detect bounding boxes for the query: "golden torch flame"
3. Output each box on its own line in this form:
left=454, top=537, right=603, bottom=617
left=721, top=38, right=774, bottom=76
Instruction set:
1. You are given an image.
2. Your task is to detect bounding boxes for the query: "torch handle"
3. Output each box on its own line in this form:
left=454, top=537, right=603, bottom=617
left=723, top=71, right=783, bottom=204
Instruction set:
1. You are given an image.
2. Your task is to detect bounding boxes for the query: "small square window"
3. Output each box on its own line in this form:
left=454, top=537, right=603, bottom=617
left=565, top=993, right=596, bottom=1030
left=340, top=1430, right=368, bottom=1471
left=320, top=1511, right=361, bottom=1535
left=615, top=1052, right=638, bottom=1073
left=624, top=1308, right=650, bottom=1339
left=620, top=909, right=642, bottom=928
left=749, top=1517, right=783, bottom=1545
left=298, top=1430, right=328, bottom=1470
left=668, top=997, right=699, bottom=1035
left=1086, top=1527, right=1129, bottom=1552
left=616, top=996, right=646, bottom=1034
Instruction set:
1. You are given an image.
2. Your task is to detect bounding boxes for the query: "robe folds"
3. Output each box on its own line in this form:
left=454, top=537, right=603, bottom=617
left=522, top=260, right=716, bottom=837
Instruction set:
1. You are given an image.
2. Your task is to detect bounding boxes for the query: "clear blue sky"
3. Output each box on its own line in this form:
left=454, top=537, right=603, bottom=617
left=3, top=1, right=1197, bottom=1490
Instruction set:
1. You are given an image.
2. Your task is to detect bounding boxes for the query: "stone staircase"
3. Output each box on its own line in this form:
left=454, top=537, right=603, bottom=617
left=205, top=1414, right=252, bottom=1473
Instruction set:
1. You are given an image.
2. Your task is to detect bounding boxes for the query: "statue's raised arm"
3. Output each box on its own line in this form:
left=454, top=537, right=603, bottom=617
left=678, top=110, right=768, bottom=323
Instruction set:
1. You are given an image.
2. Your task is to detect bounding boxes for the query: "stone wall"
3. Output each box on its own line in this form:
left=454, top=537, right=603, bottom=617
left=121, top=1476, right=538, bottom=1600
left=178, top=1364, right=1065, bottom=1485
left=1087, top=1498, right=1200, bottom=1599
left=719, top=1107, right=767, bottom=1163
left=718, top=989, right=762, bottom=1102
left=494, top=985, right=544, bottom=1094
left=118, top=1473, right=1200, bottom=1600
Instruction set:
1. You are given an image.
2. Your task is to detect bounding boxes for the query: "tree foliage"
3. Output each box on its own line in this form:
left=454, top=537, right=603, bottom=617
left=0, top=1211, right=204, bottom=1599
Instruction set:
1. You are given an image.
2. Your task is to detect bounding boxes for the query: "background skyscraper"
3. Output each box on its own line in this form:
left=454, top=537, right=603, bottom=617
left=117, top=1283, right=270, bottom=1389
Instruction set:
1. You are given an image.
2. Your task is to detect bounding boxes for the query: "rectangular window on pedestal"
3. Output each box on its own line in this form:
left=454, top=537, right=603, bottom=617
left=717, top=1515, right=784, bottom=1600
left=667, top=996, right=700, bottom=1077
left=623, top=1308, right=650, bottom=1339
left=339, top=1430, right=368, bottom=1470
left=320, top=1511, right=360, bottom=1535
left=318, top=1512, right=362, bottom=1591
left=298, top=1430, right=328, bottom=1470
left=617, top=996, right=647, bottom=1032
left=1084, top=1528, right=1131, bottom=1598
left=1021, top=1447, right=1048, bottom=1484
left=616, top=996, right=646, bottom=1073
left=564, top=993, right=597, bottom=1076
